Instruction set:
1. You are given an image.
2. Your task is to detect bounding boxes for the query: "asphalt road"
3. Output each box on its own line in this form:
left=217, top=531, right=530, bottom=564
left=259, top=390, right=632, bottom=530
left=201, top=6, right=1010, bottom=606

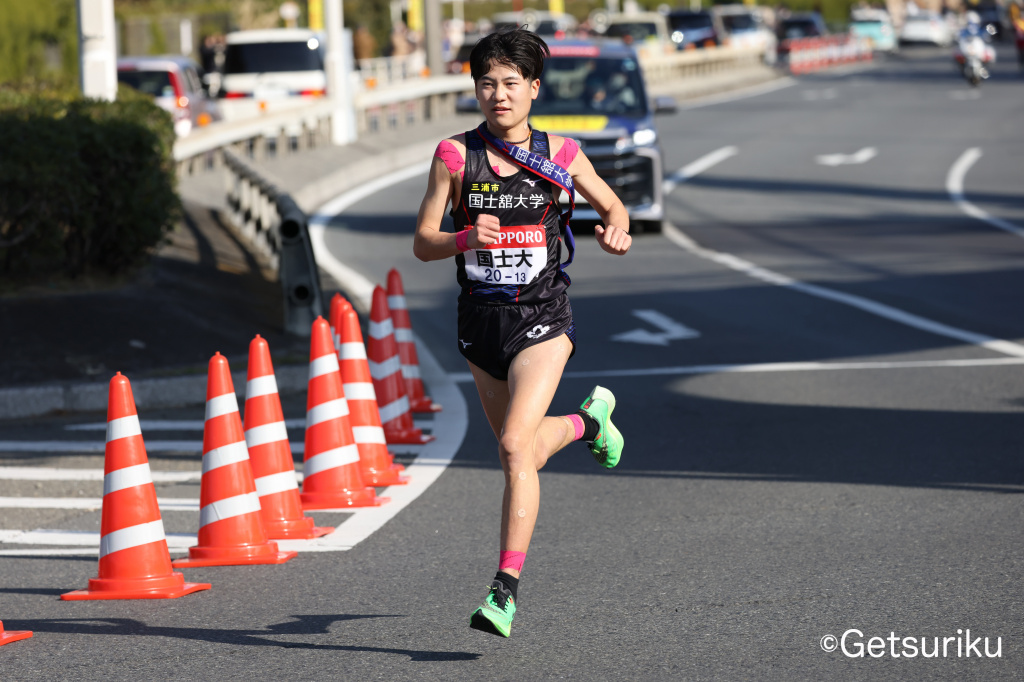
left=2, top=46, right=1023, bottom=679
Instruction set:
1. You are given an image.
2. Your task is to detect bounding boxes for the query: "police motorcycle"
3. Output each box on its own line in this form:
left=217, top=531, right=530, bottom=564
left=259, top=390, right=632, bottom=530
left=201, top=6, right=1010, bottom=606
left=953, top=11, right=997, bottom=86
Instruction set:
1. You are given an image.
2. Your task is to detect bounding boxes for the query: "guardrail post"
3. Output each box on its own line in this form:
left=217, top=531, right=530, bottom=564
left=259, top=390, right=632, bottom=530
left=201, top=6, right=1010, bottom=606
left=276, top=195, right=324, bottom=336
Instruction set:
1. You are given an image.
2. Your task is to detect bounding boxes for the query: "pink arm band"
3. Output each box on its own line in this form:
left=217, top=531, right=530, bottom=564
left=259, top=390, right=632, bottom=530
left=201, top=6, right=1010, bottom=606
left=455, top=230, right=471, bottom=252
left=553, top=137, right=579, bottom=169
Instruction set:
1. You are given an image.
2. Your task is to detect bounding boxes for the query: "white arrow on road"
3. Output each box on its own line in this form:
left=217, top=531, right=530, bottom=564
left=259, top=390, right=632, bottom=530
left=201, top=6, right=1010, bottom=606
left=816, top=147, right=877, bottom=167
left=611, top=310, right=700, bottom=346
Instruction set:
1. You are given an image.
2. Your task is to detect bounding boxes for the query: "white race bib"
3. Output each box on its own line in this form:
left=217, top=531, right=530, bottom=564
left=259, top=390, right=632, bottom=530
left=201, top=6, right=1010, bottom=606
left=464, top=226, right=547, bottom=286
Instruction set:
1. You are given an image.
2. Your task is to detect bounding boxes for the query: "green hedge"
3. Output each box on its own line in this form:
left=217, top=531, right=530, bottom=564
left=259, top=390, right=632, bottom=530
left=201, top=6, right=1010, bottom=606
left=0, top=85, right=180, bottom=282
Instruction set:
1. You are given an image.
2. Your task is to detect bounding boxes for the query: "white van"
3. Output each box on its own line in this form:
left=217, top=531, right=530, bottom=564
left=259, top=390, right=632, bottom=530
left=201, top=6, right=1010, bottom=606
left=220, top=28, right=327, bottom=106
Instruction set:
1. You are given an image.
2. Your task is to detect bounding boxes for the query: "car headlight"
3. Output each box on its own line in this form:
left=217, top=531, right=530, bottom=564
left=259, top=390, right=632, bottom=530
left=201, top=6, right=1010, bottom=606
left=632, top=128, right=658, bottom=147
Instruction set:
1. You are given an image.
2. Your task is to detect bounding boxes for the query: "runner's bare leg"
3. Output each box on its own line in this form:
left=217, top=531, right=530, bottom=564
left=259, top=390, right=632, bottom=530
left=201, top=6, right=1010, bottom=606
left=467, top=333, right=578, bottom=578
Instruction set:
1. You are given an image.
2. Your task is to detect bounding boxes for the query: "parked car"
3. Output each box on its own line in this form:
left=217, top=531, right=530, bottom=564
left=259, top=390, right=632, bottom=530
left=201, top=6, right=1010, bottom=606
left=602, top=12, right=673, bottom=47
left=776, top=12, right=828, bottom=41
left=775, top=12, right=828, bottom=61
left=899, top=11, right=954, bottom=46
left=116, top=55, right=218, bottom=137
left=849, top=8, right=898, bottom=53
left=666, top=9, right=725, bottom=50
left=220, top=28, right=327, bottom=103
left=712, top=5, right=778, bottom=62
left=531, top=40, right=675, bottom=233
left=492, top=10, right=578, bottom=38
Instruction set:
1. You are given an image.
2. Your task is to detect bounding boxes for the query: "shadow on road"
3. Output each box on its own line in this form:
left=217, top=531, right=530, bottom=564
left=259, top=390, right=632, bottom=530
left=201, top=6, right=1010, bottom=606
left=5, top=615, right=482, bottom=661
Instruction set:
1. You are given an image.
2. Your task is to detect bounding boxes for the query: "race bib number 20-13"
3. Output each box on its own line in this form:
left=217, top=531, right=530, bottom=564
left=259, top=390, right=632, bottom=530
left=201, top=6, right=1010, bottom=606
left=464, top=225, right=547, bottom=286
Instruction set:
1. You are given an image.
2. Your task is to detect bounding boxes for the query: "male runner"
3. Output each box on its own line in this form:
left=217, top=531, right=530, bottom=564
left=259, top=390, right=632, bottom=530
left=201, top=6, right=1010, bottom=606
left=413, top=28, right=632, bottom=637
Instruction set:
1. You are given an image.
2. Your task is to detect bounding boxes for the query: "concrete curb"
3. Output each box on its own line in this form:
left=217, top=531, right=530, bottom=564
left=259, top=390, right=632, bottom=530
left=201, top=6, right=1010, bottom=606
left=0, top=68, right=790, bottom=421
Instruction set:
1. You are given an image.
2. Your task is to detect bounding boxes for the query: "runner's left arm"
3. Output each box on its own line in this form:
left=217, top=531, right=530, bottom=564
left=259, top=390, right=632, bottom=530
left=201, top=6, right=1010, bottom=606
left=568, top=146, right=632, bottom=256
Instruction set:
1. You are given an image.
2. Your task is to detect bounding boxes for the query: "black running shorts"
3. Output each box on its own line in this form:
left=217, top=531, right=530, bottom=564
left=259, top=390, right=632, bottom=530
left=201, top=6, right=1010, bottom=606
left=457, top=294, right=577, bottom=381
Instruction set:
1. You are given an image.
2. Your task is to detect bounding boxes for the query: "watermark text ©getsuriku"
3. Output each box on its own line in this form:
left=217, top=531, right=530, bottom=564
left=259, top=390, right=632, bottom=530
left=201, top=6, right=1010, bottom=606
left=820, top=629, right=1002, bottom=659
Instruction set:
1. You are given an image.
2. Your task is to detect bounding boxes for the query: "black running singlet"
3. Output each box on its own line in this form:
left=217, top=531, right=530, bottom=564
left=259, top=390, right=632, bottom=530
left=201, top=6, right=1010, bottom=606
left=452, top=128, right=569, bottom=306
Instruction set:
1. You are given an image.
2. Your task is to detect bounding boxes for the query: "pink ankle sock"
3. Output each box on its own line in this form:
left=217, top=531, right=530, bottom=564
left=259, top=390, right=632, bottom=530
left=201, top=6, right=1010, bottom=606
left=499, top=550, right=526, bottom=573
left=566, top=414, right=585, bottom=441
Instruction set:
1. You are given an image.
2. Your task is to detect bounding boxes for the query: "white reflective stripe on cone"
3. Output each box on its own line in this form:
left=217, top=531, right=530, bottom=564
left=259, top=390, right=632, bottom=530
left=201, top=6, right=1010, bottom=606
left=254, top=470, right=299, bottom=497
left=394, top=328, right=414, bottom=343
left=303, top=444, right=361, bottom=477
left=199, top=492, right=262, bottom=527
left=343, top=382, right=377, bottom=401
left=387, top=295, right=407, bottom=310
left=206, top=393, right=240, bottom=420
left=368, top=356, right=402, bottom=380
left=246, top=375, right=279, bottom=399
left=203, top=440, right=250, bottom=473
left=99, top=519, right=167, bottom=558
left=369, top=318, right=394, bottom=339
left=309, top=353, right=340, bottom=380
left=352, top=426, right=387, bottom=444
left=378, top=396, right=410, bottom=423
left=244, top=421, right=289, bottom=448
left=339, top=342, right=367, bottom=360
left=106, top=415, right=142, bottom=443
left=103, top=463, right=154, bottom=496
left=306, top=398, right=349, bottom=428
left=400, top=365, right=421, bottom=380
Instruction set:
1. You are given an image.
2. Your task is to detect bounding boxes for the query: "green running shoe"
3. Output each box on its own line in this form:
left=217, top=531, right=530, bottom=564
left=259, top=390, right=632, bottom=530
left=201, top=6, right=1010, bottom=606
left=469, top=580, right=516, bottom=638
left=579, top=385, right=623, bottom=468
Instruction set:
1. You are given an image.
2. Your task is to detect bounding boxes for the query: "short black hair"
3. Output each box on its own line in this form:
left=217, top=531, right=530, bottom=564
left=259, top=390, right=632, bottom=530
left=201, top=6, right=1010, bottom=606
left=469, top=28, right=550, bottom=82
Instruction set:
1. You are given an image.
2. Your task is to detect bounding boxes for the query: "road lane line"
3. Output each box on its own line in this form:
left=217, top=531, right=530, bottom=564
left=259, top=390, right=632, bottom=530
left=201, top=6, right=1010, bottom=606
left=65, top=418, right=435, bottom=432
left=447, top=357, right=1024, bottom=383
left=0, top=467, right=201, bottom=482
left=308, top=160, right=433, bottom=313
left=663, top=146, right=738, bottom=195
left=947, top=148, right=1024, bottom=239
left=0, top=497, right=199, bottom=510
left=663, top=223, right=1024, bottom=358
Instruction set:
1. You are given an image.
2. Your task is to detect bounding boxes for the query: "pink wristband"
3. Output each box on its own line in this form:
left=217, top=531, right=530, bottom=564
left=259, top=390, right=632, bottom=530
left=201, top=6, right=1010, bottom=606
left=456, top=230, right=471, bottom=252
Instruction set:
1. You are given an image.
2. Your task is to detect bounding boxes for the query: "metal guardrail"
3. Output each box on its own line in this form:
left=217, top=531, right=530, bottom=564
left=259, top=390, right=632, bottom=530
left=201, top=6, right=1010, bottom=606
left=222, top=149, right=324, bottom=336
left=172, top=45, right=767, bottom=177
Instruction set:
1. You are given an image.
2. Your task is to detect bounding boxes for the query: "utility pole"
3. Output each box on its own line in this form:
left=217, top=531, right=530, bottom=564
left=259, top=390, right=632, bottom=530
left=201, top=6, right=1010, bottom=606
left=324, top=0, right=357, bottom=145
left=424, top=0, right=444, bottom=77
left=77, top=0, right=118, bottom=101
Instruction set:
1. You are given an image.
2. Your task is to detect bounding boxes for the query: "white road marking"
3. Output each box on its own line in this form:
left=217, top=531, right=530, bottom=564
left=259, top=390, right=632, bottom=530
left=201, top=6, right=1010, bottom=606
left=946, top=148, right=1024, bottom=239
left=65, top=418, right=435, bottom=432
left=664, top=224, right=1024, bottom=358
left=0, top=467, right=201, bottom=482
left=0, top=497, right=199, bottom=510
left=448, top=357, right=1024, bottom=383
left=611, top=310, right=700, bottom=346
left=308, top=161, right=433, bottom=314
left=663, top=146, right=738, bottom=195
left=816, top=147, right=877, bottom=167
left=0, top=345, right=464, bottom=555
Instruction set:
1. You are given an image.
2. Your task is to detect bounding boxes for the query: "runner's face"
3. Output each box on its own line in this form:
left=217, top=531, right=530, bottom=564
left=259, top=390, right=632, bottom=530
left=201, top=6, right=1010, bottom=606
left=476, top=61, right=539, bottom=132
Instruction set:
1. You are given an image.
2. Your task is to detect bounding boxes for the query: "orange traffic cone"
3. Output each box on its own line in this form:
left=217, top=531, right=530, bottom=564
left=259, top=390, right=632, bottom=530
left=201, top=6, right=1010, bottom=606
left=172, top=353, right=297, bottom=567
left=244, top=335, right=333, bottom=539
left=300, top=317, right=388, bottom=508
left=368, top=287, right=434, bottom=445
left=0, top=621, right=32, bottom=646
left=333, top=296, right=409, bottom=486
left=387, top=268, right=441, bottom=413
left=63, top=373, right=211, bottom=600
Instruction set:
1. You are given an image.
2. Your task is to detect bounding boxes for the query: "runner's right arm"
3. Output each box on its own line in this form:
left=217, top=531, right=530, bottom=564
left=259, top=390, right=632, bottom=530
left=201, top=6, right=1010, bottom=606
left=414, top=145, right=500, bottom=261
